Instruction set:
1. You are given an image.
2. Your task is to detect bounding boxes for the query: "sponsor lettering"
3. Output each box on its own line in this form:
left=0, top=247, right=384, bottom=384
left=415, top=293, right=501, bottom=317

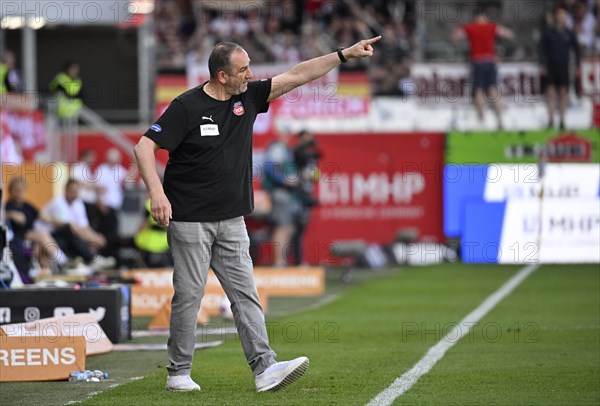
left=0, top=308, right=11, bottom=323
left=320, top=172, right=425, bottom=205
left=0, top=347, right=77, bottom=367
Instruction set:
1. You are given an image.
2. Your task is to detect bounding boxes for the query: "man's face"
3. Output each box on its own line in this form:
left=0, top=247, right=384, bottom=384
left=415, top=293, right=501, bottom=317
left=82, top=151, right=96, bottom=164
left=223, top=49, right=253, bottom=96
left=555, top=9, right=568, bottom=27
left=574, top=3, right=587, bottom=18
left=65, top=183, right=80, bottom=203
left=9, top=181, right=25, bottom=201
left=4, top=52, right=15, bottom=68
left=68, top=64, right=80, bottom=78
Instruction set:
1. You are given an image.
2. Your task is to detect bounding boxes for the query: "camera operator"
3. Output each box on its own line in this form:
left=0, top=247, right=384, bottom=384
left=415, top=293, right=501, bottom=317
left=263, top=132, right=301, bottom=267
left=291, top=130, right=321, bottom=265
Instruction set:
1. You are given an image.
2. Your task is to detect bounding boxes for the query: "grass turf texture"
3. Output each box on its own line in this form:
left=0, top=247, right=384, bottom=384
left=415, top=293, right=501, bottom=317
left=1, top=264, right=598, bottom=405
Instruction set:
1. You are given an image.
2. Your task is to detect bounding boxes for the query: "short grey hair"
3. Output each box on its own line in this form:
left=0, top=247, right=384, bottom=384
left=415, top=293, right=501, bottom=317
left=208, top=42, right=243, bottom=79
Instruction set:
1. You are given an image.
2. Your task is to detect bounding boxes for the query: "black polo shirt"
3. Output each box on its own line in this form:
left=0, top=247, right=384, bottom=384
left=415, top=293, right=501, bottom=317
left=143, top=79, right=271, bottom=222
left=5, top=200, right=38, bottom=239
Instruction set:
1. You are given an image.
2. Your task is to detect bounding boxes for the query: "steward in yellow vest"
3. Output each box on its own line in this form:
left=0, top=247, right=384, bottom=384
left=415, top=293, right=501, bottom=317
left=134, top=199, right=172, bottom=267
left=0, top=62, right=8, bottom=95
left=0, top=51, right=22, bottom=95
left=49, top=60, right=83, bottom=118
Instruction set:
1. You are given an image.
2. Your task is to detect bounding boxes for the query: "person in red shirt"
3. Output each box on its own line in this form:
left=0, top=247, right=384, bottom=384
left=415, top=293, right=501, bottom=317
left=453, top=8, right=513, bottom=128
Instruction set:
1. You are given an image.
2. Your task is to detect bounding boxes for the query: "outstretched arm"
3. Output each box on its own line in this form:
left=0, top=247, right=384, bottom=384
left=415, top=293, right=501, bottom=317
left=268, top=36, right=382, bottom=102
left=497, top=25, right=514, bottom=40
left=452, top=26, right=466, bottom=43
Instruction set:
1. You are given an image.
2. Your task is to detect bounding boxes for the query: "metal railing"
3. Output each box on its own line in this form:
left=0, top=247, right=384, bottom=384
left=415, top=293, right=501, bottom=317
left=49, top=104, right=165, bottom=173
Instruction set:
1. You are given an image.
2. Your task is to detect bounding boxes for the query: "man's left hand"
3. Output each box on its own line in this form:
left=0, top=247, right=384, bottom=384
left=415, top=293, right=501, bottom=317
left=344, top=36, right=382, bottom=59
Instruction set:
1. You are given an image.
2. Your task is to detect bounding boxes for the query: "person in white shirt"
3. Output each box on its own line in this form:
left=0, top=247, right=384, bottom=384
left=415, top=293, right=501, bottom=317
left=96, top=148, right=127, bottom=211
left=37, top=179, right=108, bottom=267
left=94, top=148, right=127, bottom=261
left=71, top=149, right=99, bottom=204
left=568, top=0, right=597, bottom=53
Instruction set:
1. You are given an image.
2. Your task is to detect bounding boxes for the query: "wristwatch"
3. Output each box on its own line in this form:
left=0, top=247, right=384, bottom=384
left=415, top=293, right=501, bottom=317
left=336, top=47, right=348, bottom=63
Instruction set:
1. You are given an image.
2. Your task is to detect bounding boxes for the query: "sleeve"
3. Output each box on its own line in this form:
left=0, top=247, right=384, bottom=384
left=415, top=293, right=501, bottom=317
left=462, top=24, right=470, bottom=37
left=42, top=200, right=62, bottom=223
left=249, top=78, right=272, bottom=114
left=73, top=200, right=90, bottom=228
left=143, top=99, right=189, bottom=153
left=30, top=203, right=39, bottom=221
left=49, top=75, right=59, bottom=92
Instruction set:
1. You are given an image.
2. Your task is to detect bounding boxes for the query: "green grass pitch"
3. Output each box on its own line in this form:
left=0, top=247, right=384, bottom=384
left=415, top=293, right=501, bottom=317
left=1, top=264, right=598, bottom=405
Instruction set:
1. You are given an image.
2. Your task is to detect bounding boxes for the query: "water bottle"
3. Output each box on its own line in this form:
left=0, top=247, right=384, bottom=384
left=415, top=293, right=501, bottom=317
left=68, top=370, right=109, bottom=382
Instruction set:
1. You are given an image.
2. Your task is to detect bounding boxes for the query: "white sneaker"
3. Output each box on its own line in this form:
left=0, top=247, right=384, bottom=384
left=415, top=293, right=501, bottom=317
left=165, top=375, right=201, bottom=392
left=89, top=255, right=116, bottom=272
left=64, top=262, right=92, bottom=277
left=255, top=356, right=309, bottom=392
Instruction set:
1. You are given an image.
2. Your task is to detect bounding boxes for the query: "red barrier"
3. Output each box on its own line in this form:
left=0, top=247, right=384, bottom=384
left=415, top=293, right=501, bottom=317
left=78, top=131, right=445, bottom=265
left=303, top=133, right=444, bottom=264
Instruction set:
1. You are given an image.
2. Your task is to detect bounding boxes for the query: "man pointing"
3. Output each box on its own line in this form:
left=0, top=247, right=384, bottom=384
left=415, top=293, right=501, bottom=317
left=134, top=35, right=381, bottom=393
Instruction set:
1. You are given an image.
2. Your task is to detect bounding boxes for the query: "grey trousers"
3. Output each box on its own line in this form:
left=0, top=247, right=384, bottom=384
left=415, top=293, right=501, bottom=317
left=166, top=217, right=277, bottom=377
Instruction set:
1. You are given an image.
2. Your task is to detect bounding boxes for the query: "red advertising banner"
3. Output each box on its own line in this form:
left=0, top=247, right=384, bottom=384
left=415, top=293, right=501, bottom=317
left=304, top=133, right=444, bottom=263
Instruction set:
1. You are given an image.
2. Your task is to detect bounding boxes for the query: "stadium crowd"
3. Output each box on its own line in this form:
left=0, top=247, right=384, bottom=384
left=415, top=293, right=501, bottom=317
left=154, top=0, right=598, bottom=96
left=155, top=0, right=419, bottom=95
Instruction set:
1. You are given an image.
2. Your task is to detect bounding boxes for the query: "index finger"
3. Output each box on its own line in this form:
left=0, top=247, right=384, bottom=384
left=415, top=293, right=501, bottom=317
left=365, top=35, right=382, bottom=45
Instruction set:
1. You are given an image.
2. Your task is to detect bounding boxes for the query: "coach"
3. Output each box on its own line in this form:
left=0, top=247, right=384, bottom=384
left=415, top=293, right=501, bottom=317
left=134, top=36, right=381, bottom=393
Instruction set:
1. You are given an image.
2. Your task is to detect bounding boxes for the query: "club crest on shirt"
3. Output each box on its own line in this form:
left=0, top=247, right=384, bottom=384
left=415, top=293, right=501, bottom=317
left=233, top=101, right=245, bottom=116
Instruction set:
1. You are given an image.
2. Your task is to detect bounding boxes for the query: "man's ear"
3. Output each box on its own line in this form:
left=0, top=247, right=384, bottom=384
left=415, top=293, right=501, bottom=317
left=217, top=71, right=228, bottom=85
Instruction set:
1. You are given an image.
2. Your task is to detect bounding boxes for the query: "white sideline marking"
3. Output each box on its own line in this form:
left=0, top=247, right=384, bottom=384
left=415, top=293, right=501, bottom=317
left=64, top=376, right=144, bottom=405
left=366, top=264, right=540, bottom=406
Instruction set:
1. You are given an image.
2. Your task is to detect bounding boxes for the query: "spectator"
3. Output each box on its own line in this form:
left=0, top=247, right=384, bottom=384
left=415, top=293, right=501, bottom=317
left=271, top=30, right=302, bottom=64
left=209, top=11, right=249, bottom=39
left=540, top=7, right=581, bottom=130
left=0, top=112, right=23, bottom=164
left=1, top=198, right=27, bottom=287
left=263, top=132, right=301, bottom=267
left=0, top=50, right=23, bottom=94
left=154, top=0, right=187, bottom=69
left=95, top=148, right=128, bottom=261
left=71, top=149, right=102, bottom=228
left=160, top=0, right=418, bottom=70
left=570, top=0, right=597, bottom=53
left=453, top=8, right=513, bottom=128
left=278, top=0, right=303, bottom=35
left=5, top=177, right=68, bottom=277
left=36, top=179, right=114, bottom=273
left=291, top=130, right=321, bottom=265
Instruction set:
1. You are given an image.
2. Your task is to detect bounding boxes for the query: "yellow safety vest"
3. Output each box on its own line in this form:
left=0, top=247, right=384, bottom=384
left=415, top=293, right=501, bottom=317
left=49, top=72, right=83, bottom=118
left=134, top=200, right=170, bottom=253
left=0, top=63, right=8, bottom=94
